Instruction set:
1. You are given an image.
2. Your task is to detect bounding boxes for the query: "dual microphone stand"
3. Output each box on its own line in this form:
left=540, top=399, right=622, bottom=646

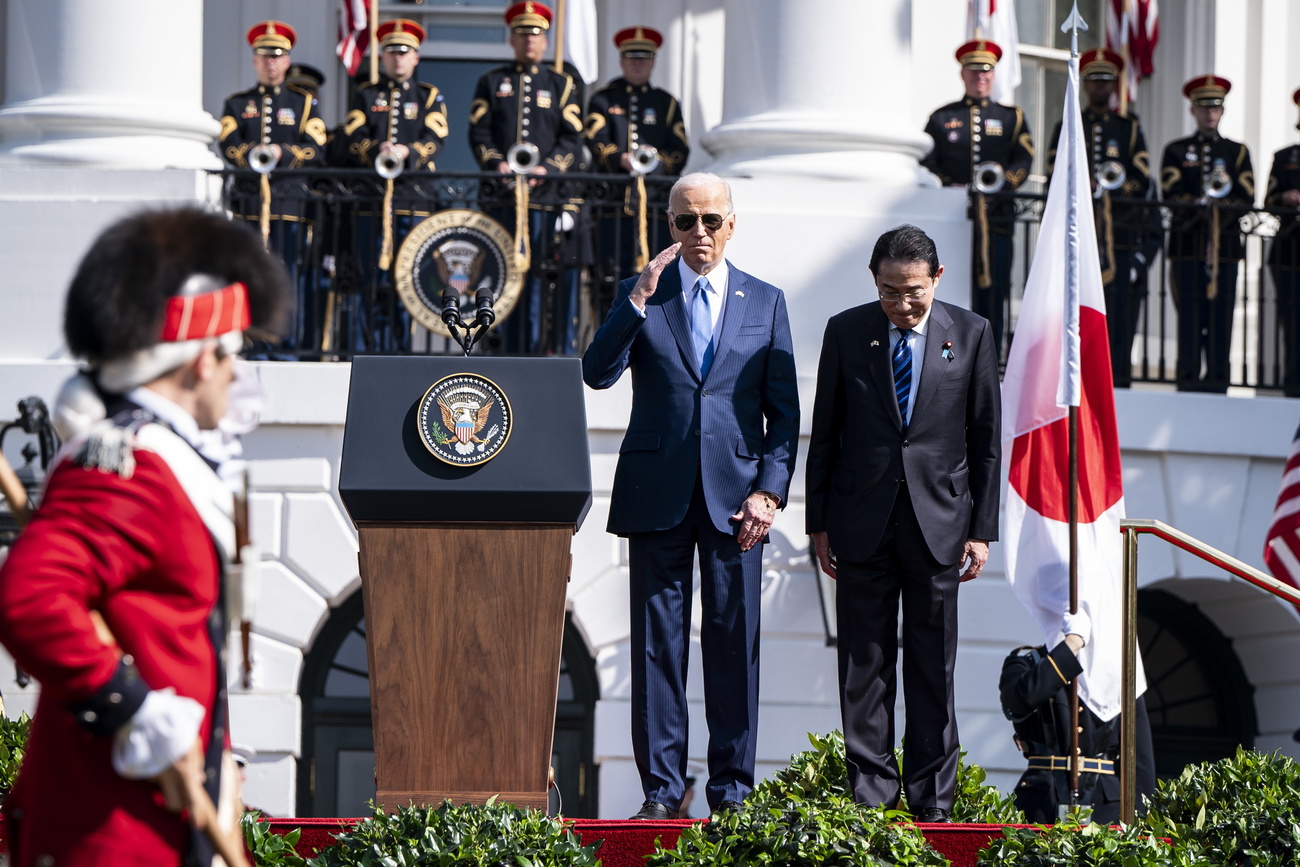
left=440, top=288, right=495, bottom=356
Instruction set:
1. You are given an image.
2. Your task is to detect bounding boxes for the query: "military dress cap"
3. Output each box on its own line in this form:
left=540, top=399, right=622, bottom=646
left=247, top=21, right=296, bottom=56
left=286, top=63, right=325, bottom=92
left=614, top=26, right=663, bottom=58
left=378, top=18, right=425, bottom=52
left=956, top=39, right=1002, bottom=70
left=1183, top=74, right=1231, bottom=106
left=1080, top=47, right=1123, bottom=80
left=506, top=1, right=552, bottom=34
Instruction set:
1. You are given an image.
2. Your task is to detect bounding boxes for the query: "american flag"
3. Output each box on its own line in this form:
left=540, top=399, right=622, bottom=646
left=1263, top=422, right=1300, bottom=613
left=337, top=0, right=369, bottom=78
left=1105, top=0, right=1159, bottom=104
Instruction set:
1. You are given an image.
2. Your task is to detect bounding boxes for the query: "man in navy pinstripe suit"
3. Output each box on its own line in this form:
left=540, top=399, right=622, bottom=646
left=583, top=173, right=799, bottom=819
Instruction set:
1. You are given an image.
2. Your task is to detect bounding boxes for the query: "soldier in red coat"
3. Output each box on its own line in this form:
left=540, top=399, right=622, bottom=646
left=0, top=208, right=289, bottom=866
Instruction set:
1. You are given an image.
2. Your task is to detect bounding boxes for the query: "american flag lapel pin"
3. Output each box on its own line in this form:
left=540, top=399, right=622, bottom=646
left=870, top=340, right=880, bottom=347
left=735, top=290, right=744, bottom=297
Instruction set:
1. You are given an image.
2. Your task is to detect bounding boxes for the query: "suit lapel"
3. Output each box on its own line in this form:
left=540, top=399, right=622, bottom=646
left=910, top=301, right=954, bottom=425
left=656, top=261, right=698, bottom=381
left=863, top=305, right=904, bottom=431
left=705, top=261, right=746, bottom=382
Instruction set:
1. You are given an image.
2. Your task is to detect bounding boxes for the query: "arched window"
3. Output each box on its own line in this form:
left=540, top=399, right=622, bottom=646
left=1138, top=587, right=1257, bottom=777
left=297, top=591, right=599, bottom=817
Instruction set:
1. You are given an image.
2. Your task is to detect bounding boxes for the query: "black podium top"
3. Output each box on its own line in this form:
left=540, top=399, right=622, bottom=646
left=339, top=356, right=592, bottom=527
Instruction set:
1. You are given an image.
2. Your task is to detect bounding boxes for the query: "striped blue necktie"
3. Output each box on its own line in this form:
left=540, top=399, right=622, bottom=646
left=691, top=276, right=715, bottom=376
left=893, top=329, right=913, bottom=422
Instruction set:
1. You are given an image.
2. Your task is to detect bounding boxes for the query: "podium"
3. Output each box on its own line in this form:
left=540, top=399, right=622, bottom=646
left=338, top=356, right=592, bottom=810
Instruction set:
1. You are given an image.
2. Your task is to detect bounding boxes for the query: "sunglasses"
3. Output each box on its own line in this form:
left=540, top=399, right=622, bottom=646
left=671, top=213, right=729, bottom=232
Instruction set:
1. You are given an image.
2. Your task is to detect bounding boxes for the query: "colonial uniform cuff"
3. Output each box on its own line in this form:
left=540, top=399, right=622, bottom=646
left=68, top=656, right=150, bottom=736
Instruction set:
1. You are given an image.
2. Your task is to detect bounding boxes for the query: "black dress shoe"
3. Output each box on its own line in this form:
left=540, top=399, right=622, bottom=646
left=916, top=808, right=951, bottom=823
left=630, top=800, right=676, bottom=820
left=711, top=799, right=744, bottom=816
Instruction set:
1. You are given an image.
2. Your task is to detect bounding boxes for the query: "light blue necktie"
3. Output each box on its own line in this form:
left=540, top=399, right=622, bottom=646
left=691, top=276, right=715, bottom=376
left=893, top=329, right=913, bottom=423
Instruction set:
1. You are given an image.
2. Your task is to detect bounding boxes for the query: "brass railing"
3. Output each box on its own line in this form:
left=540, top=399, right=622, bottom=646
left=1118, top=518, right=1300, bottom=821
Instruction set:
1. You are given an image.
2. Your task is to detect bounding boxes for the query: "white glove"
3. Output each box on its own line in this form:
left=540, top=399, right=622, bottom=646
left=111, top=688, right=206, bottom=779
left=1062, top=609, right=1092, bottom=646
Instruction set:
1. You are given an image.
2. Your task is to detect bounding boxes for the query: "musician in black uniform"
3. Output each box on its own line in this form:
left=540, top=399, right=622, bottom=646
left=1000, top=610, right=1155, bottom=825
left=585, top=26, right=690, bottom=301
left=335, top=18, right=450, bottom=352
left=1265, top=89, right=1300, bottom=396
left=1160, top=75, right=1255, bottom=393
left=219, top=21, right=328, bottom=352
left=921, top=39, right=1033, bottom=353
left=1047, top=49, right=1153, bottom=387
left=469, top=1, right=584, bottom=355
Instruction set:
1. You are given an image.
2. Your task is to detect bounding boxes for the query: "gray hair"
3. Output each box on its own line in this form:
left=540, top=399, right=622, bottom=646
left=667, top=172, right=734, bottom=215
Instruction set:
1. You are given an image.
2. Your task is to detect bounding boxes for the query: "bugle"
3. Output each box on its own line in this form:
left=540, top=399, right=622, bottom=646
left=972, top=161, right=1006, bottom=195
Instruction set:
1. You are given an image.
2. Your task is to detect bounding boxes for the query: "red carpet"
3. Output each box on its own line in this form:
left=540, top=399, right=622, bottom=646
left=260, top=817, right=1019, bottom=866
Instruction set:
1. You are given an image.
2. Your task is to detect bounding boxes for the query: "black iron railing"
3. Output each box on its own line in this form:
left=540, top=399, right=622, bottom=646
left=215, top=169, right=676, bottom=359
left=1001, top=192, right=1299, bottom=393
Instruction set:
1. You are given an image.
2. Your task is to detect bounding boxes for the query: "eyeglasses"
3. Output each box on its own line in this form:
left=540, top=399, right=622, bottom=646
left=671, top=213, right=730, bottom=232
left=878, top=289, right=930, bottom=303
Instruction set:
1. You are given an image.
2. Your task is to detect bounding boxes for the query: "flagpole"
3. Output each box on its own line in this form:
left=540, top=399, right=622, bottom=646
left=1061, top=1, right=1088, bottom=815
left=553, top=0, right=567, bottom=74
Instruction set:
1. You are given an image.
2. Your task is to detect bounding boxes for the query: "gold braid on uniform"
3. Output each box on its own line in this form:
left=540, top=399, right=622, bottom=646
left=260, top=173, right=272, bottom=251
left=411, top=141, right=439, bottom=169
left=226, top=143, right=251, bottom=167
left=974, top=193, right=993, bottom=289
left=286, top=146, right=316, bottom=169
left=350, top=140, right=375, bottom=165
left=1208, top=202, right=1221, bottom=299
left=220, top=116, right=238, bottom=141
left=1098, top=191, right=1116, bottom=285
left=634, top=173, right=650, bottom=272
left=379, top=177, right=396, bottom=271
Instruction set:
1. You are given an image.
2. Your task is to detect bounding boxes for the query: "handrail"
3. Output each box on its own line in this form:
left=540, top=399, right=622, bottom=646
left=1117, top=517, right=1299, bottom=825
left=1122, top=518, right=1300, bottom=605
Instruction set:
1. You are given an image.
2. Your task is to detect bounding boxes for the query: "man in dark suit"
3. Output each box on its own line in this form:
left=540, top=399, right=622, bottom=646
left=806, top=225, right=1001, bottom=822
left=583, top=173, right=799, bottom=820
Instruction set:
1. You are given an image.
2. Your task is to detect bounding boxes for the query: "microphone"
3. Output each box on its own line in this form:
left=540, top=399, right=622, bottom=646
left=441, top=288, right=462, bottom=327
left=474, top=287, right=496, bottom=328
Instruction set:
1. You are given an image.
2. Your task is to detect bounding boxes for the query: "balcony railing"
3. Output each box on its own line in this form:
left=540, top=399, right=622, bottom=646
left=213, top=172, right=1300, bottom=394
left=215, top=169, right=675, bottom=359
left=1001, top=192, right=1300, bottom=394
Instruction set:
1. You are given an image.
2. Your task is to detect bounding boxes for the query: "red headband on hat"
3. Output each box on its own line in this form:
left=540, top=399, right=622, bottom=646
left=160, top=281, right=250, bottom=342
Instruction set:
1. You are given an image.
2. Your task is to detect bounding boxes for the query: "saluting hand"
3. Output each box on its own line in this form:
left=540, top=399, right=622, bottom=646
left=629, top=243, right=682, bottom=311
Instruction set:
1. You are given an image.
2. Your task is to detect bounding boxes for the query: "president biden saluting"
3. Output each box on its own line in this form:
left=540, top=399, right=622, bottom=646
left=807, top=224, right=1000, bottom=822
left=583, top=172, right=799, bottom=819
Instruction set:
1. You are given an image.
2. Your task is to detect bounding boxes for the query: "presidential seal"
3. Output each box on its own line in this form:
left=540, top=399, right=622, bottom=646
left=416, top=373, right=513, bottom=466
left=394, top=209, right=524, bottom=339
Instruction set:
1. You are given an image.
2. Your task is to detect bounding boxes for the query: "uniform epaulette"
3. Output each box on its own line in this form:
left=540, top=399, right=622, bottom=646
left=70, top=410, right=153, bottom=480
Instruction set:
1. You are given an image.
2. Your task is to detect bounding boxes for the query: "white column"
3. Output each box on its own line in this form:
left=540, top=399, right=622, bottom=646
left=700, top=0, right=935, bottom=184
left=0, top=0, right=220, bottom=168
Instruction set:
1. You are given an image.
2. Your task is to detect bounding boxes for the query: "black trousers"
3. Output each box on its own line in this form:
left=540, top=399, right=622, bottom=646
left=1171, top=259, right=1238, bottom=393
left=836, top=487, right=961, bottom=811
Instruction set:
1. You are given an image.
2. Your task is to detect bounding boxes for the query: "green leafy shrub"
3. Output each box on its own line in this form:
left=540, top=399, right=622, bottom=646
left=306, top=799, right=599, bottom=867
left=1140, top=746, right=1300, bottom=866
left=755, top=730, right=1022, bottom=823
left=648, top=793, right=943, bottom=867
left=648, top=730, right=1024, bottom=866
left=977, top=821, right=1212, bottom=867
left=242, top=812, right=307, bottom=867
left=0, top=712, right=31, bottom=804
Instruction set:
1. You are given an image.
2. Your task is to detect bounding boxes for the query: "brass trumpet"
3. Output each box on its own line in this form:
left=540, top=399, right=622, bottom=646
left=506, top=141, right=542, bottom=174
left=1097, top=160, right=1127, bottom=192
left=375, top=150, right=404, bottom=180
left=248, top=144, right=277, bottom=175
left=1204, top=167, right=1233, bottom=199
left=630, top=144, right=660, bottom=175
left=972, top=161, right=1006, bottom=195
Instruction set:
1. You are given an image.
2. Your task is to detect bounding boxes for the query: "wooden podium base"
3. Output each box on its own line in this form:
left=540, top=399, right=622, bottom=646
left=357, top=522, right=572, bottom=810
